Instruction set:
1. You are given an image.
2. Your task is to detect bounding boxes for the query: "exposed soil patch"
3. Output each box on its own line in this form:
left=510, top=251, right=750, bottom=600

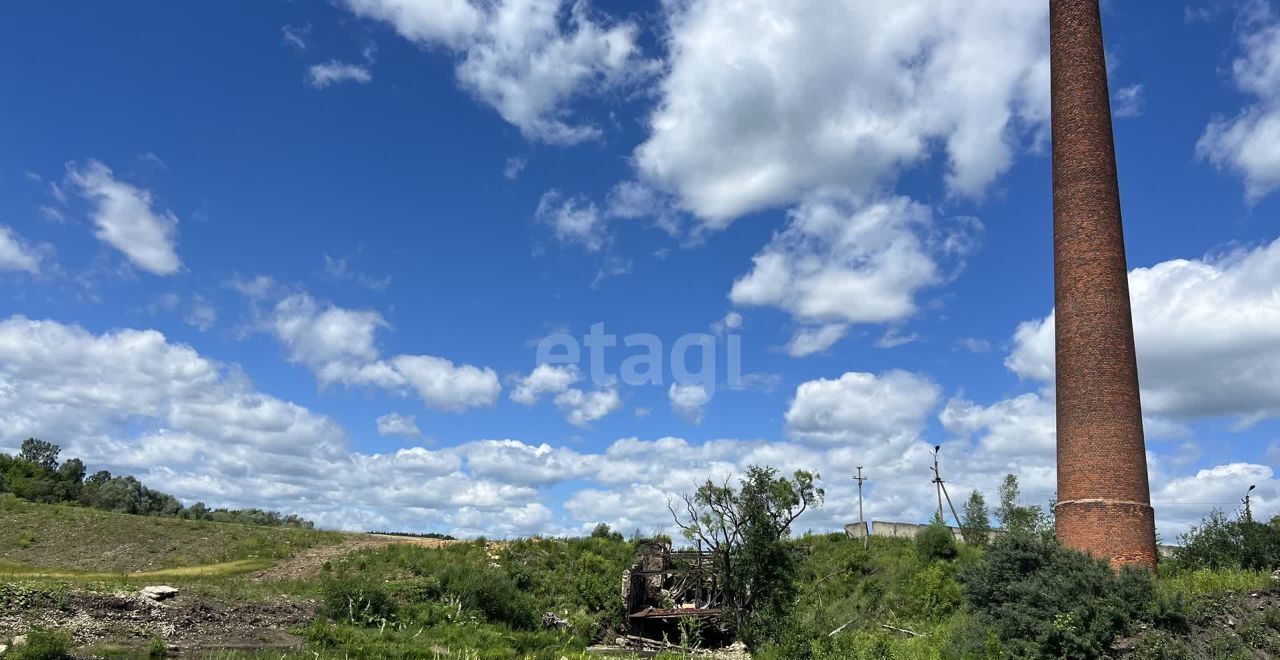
left=0, top=584, right=316, bottom=654
left=252, top=533, right=458, bottom=582
left=1114, top=588, right=1280, bottom=658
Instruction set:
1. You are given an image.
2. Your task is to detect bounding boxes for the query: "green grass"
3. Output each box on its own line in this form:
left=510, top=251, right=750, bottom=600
left=290, top=535, right=643, bottom=658
left=3, top=501, right=1276, bottom=659
left=776, top=534, right=1279, bottom=660
left=0, top=557, right=272, bottom=580
left=1157, top=566, right=1273, bottom=599
left=755, top=533, right=987, bottom=659
left=0, top=494, right=345, bottom=573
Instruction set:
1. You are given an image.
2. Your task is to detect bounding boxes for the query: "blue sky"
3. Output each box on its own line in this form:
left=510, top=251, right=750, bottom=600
left=0, top=0, right=1277, bottom=538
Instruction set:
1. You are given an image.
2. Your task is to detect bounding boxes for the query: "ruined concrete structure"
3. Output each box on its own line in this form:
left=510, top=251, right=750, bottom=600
left=1050, top=0, right=1157, bottom=569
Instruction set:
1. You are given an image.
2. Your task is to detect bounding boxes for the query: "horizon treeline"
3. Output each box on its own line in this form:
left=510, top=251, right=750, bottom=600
left=0, top=437, right=313, bottom=529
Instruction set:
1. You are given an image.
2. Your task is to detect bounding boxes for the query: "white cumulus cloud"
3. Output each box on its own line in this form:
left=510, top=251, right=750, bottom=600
left=786, top=370, right=940, bottom=450
left=0, top=226, right=43, bottom=274
left=66, top=160, right=181, bottom=275
left=264, top=292, right=500, bottom=411
left=730, top=196, right=982, bottom=355
left=342, top=0, right=649, bottom=144
left=1006, top=238, right=1280, bottom=426
left=668, top=383, right=711, bottom=424
left=0, top=315, right=549, bottom=536
left=635, top=0, right=1049, bottom=226
left=510, top=363, right=620, bottom=427
left=391, top=355, right=503, bottom=412
left=376, top=412, right=422, bottom=437
left=1198, top=1, right=1280, bottom=201
left=0, top=315, right=1263, bottom=539
left=510, top=363, right=581, bottom=405
left=535, top=190, right=607, bottom=252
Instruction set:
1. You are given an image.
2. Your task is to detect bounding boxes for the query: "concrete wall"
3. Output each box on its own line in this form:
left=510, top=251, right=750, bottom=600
left=869, top=520, right=966, bottom=541
left=843, top=522, right=868, bottom=539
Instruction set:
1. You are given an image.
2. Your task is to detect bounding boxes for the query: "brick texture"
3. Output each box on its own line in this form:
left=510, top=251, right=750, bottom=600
left=1050, top=0, right=1157, bottom=570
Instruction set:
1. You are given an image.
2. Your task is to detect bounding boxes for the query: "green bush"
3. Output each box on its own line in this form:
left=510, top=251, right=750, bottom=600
left=1174, top=510, right=1280, bottom=571
left=590, top=523, right=623, bottom=542
left=939, top=612, right=1004, bottom=660
left=1239, top=614, right=1280, bottom=652
left=321, top=577, right=398, bottom=626
left=1266, top=606, right=1280, bottom=632
left=915, top=516, right=958, bottom=562
left=1132, top=630, right=1192, bottom=660
left=910, top=563, right=962, bottom=620
left=9, top=629, right=73, bottom=660
left=436, top=563, right=539, bottom=629
left=1208, top=633, right=1250, bottom=660
left=960, top=534, right=1154, bottom=659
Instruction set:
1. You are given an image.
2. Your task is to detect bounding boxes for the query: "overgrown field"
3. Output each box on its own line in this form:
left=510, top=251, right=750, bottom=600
left=297, top=532, right=641, bottom=658
left=0, top=494, right=344, bottom=573
left=763, top=532, right=1279, bottom=659
left=0, top=515, right=651, bottom=659
left=2, top=497, right=1279, bottom=659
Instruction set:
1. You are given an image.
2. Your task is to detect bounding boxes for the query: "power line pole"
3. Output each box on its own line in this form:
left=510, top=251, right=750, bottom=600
left=855, top=467, right=868, bottom=549
left=929, top=446, right=962, bottom=527
left=929, top=446, right=943, bottom=520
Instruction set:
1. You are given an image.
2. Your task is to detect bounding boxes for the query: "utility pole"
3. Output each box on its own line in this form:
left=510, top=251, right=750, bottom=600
left=929, top=446, right=962, bottom=527
left=1243, top=484, right=1257, bottom=523
left=930, top=446, right=943, bottom=520
left=855, top=467, right=868, bottom=549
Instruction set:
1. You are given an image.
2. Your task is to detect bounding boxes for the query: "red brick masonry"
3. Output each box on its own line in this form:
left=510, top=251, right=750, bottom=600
left=1056, top=499, right=1158, bottom=570
left=1050, top=0, right=1157, bottom=570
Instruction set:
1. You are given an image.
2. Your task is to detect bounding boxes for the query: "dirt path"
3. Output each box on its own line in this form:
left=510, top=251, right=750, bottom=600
left=252, top=533, right=458, bottom=582
left=4, top=558, right=271, bottom=581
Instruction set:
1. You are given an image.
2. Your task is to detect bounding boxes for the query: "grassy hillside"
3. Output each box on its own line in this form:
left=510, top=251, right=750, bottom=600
left=764, top=532, right=1280, bottom=659
left=296, top=534, right=640, bottom=658
left=0, top=493, right=345, bottom=573
left=1, top=514, right=1276, bottom=658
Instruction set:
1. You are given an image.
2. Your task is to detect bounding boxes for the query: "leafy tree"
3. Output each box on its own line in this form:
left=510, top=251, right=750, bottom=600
left=1175, top=509, right=1280, bottom=571
left=960, top=489, right=992, bottom=546
left=590, top=522, right=622, bottom=542
left=916, top=513, right=959, bottom=561
left=55, top=458, right=86, bottom=501
left=670, top=465, right=823, bottom=649
left=186, top=501, right=210, bottom=519
left=19, top=438, right=60, bottom=471
left=2, top=453, right=61, bottom=503
left=996, top=474, right=1047, bottom=538
left=3, top=444, right=313, bottom=528
left=56, top=458, right=85, bottom=484
left=962, top=534, right=1155, bottom=659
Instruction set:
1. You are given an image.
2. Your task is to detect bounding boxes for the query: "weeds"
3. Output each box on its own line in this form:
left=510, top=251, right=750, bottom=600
left=7, top=629, right=72, bottom=660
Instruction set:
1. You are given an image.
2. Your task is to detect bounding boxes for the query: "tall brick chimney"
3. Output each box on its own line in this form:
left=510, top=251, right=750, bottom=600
left=1050, top=0, right=1157, bottom=569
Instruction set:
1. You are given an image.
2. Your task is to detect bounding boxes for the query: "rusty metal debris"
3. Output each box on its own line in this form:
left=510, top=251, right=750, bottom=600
left=621, top=540, right=728, bottom=644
